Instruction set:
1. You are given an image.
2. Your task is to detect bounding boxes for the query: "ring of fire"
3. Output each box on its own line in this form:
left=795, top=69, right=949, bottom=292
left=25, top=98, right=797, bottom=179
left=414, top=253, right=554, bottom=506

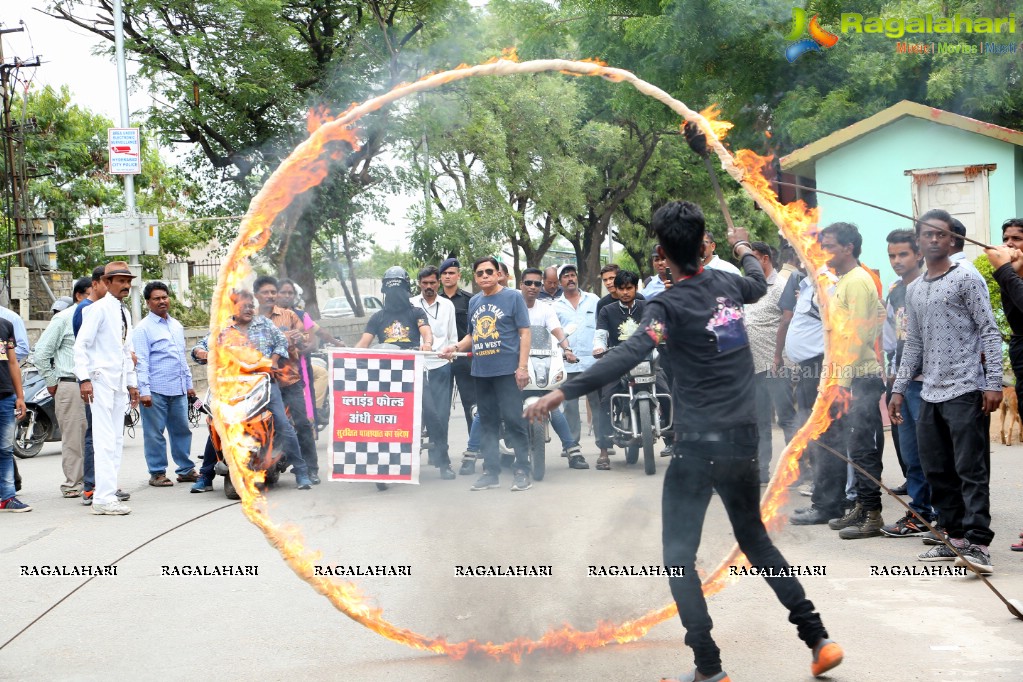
left=208, top=56, right=850, bottom=661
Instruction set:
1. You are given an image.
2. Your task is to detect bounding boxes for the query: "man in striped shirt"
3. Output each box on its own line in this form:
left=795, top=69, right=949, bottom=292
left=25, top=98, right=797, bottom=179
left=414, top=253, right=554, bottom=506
left=35, top=276, right=92, bottom=497
left=134, top=281, right=197, bottom=487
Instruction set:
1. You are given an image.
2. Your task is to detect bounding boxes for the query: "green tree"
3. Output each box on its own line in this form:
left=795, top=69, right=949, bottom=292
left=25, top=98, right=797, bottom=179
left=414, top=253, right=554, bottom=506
left=402, top=72, right=589, bottom=278
left=1, top=84, right=204, bottom=278
left=49, top=0, right=460, bottom=316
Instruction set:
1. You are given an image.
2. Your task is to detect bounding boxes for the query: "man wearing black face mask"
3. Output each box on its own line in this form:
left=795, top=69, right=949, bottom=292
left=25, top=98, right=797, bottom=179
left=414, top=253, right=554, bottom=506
left=356, top=267, right=433, bottom=351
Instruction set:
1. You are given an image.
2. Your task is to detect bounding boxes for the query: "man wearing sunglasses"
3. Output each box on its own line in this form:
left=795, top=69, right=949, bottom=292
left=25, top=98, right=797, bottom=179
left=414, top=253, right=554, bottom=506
left=520, top=268, right=586, bottom=470
left=440, top=257, right=533, bottom=491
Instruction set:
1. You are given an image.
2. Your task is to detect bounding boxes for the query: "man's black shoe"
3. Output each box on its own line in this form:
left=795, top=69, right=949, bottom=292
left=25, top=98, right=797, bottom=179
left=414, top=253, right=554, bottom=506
left=790, top=507, right=839, bottom=525
left=568, top=455, right=589, bottom=469
left=889, top=482, right=908, bottom=495
left=309, top=473, right=321, bottom=485
left=439, top=465, right=456, bottom=480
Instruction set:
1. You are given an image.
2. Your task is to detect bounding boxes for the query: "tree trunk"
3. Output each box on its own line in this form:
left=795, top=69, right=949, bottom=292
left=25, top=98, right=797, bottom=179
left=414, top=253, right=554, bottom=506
left=280, top=215, right=320, bottom=318
left=340, top=228, right=364, bottom=317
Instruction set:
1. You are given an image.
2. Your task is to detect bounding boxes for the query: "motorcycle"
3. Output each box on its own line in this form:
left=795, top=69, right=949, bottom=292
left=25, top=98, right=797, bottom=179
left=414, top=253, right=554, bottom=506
left=200, top=349, right=286, bottom=500
left=604, top=347, right=672, bottom=475
left=521, top=324, right=573, bottom=481
left=15, top=359, right=62, bottom=459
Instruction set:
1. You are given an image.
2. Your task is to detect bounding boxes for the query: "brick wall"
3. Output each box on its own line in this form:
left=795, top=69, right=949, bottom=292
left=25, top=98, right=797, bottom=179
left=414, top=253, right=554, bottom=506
left=27, top=271, right=73, bottom=321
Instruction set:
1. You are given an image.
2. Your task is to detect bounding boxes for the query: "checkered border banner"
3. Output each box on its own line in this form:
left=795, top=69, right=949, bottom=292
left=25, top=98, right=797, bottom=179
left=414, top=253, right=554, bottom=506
left=330, top=351, right=423, bottom=484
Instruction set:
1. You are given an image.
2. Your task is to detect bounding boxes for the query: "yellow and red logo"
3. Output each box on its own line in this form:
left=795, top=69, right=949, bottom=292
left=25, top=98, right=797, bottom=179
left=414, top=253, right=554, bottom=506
left=785, top=7, right=839, bottom=62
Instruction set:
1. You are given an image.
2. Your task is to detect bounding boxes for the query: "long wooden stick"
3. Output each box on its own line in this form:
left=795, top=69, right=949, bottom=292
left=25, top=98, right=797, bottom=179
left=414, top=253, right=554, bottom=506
left=774, top=180, right=995, bottom=250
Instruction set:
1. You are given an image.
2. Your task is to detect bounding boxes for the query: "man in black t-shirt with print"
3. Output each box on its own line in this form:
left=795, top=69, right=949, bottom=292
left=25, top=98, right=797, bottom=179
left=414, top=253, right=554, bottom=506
left=591, top=269, right=645, bottom=469
left=525, top=201, right=841, bottom=681
left=356, top=267, right=432, bottom=351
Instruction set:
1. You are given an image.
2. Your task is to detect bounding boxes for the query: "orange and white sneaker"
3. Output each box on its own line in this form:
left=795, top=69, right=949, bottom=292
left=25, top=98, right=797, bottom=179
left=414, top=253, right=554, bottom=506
left=811, top=639, right=843, bottom=677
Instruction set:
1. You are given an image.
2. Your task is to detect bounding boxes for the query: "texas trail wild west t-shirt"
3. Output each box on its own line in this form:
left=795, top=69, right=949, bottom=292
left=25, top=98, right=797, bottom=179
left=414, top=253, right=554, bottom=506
left=363, top=305, right=429, bottom=349
left=467, top=287, right=530, bottom=378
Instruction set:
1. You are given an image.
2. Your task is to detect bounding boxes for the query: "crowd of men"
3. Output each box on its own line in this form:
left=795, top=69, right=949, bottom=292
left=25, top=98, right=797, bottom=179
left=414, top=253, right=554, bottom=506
left=3, top=210, right=1022, bottom=585
left=5, top=203, right=1023, bottom=680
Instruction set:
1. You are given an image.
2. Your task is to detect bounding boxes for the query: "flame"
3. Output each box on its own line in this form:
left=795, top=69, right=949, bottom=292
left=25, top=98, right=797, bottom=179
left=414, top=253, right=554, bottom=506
left=212, top=57, right=854, bottom=663
left=481, top=47, right=520, bottom=65
left=699, top=104, right=734, bottom=141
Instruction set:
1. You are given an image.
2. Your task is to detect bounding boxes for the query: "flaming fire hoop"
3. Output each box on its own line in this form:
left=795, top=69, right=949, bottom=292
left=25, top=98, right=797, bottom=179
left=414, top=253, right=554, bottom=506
left=209, top=55, right=851, bottom=661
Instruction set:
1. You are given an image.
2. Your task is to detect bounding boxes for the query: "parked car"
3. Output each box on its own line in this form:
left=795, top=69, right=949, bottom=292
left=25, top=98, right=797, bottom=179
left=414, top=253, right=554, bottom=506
left=320, top=296, right=383, bottom=318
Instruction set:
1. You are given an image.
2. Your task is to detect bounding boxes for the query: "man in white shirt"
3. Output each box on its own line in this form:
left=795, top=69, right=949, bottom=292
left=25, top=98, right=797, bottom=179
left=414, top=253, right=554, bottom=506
left=702, top=232, right=742, bottom=275
left=411, top=266, right=458, bottom=479
left=74, top=261, right=140, bottom=515
left=948, top=218, right=990, bottom=296
left=640, top=248, right=671, bottom=299
left=553, top=264, right=602, bottom=448
left=520, top=268, right=587, bottom=469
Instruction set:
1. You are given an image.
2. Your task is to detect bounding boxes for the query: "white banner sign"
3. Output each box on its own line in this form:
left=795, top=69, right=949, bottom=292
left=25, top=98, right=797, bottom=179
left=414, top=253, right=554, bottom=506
left=108, top=128, right=141, bottom=175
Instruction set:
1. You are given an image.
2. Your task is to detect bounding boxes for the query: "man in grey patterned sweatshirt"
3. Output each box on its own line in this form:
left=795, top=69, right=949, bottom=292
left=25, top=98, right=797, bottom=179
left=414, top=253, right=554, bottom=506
left=889, top=208, right=1002, bottom=574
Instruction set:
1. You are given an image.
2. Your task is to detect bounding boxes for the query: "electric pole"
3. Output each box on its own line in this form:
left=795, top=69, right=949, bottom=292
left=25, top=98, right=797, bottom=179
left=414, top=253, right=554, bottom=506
left=113, top=0, right=142, bottom=323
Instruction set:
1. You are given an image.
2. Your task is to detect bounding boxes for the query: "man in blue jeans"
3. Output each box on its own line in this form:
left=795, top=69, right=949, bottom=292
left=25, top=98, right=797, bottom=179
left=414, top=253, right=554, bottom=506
left=134, top=281, right=198, bottom=487
left=0, top=314, right=29, bottom=512
left=880, top=229, right=934, bottom=536
left=526, top=201, right=841, bottom=681
left=195, top=290, right=312, bottom=491
left=440, top=256, right=533, bottom=492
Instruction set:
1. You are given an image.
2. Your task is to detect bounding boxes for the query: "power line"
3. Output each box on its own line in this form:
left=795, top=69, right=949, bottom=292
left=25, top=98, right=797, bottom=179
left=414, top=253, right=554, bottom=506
left=0, top=214, right=245, bottom=261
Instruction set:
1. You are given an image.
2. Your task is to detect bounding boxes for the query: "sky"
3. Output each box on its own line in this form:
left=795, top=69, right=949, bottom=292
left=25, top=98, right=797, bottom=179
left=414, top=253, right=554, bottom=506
left=1, top=0, right=411, bottom=251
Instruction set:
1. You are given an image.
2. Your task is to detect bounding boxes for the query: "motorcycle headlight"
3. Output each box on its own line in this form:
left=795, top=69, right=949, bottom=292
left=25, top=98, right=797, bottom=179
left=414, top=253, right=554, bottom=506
left=31, top=387, right=50, bottom=403
left=213, top=376, right=271, bottom=423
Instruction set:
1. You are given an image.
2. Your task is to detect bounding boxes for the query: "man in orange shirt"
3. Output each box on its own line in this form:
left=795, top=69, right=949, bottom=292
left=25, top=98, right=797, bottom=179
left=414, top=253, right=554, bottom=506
left=254, top=275, right=322, bottom=485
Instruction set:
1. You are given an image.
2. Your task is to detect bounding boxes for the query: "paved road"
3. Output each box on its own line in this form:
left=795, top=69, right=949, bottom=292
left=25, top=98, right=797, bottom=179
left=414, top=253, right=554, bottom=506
left=2, top=413, right=1022, bottom=681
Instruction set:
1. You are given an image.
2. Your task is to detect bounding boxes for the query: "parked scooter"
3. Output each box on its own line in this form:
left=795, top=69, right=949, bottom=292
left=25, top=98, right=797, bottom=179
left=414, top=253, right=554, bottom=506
left=199, top=349, right=286, bottom=499
left=14, top=359, right=62, bottom=458
left=605, top=347, right=672, bottom=475
left=521, top=324, right=575, bottom=481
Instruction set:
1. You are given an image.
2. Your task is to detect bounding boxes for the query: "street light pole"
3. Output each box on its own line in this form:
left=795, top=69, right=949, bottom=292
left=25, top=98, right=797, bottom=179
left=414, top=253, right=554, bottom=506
left=113, top=0, right=142, bottom=323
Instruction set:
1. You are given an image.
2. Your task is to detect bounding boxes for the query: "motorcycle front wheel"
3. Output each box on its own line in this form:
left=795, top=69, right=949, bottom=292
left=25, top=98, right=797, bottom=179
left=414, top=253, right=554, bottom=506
left=640, top=403, right=656, bottom=475
left=529, top=420, right=546, bottom=481
left=14, top=409, right=48, bottom=458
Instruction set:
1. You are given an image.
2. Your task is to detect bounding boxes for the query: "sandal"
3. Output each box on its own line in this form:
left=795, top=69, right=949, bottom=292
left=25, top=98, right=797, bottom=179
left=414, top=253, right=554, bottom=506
left=61, top=489, right=81, bottom=498
left=149, top=474, right=173, bottom=487
left=596, top=455, right=611, bottom=471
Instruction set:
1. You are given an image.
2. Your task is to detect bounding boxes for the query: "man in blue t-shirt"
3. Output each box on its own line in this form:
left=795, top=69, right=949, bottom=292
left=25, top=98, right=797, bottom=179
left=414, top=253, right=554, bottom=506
left=440, top=256, right=532, bottom=491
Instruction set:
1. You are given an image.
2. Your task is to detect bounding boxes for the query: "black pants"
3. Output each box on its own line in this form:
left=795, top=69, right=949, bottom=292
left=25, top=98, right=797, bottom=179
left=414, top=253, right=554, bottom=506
left=662, top=433, right=827, bottom=676
left=475, top=374, right=529, bottom=475
left=423, top=364, right=452, bottom=466
left=754, top=371, right=798, bottom=481
left=846, top=377, right=885, bottom=511
left=794, top=357, right=824, bottom=487
left=885, top=381, right=907, bottom=477
left=280, top=380, right=319, bottom=476
left=917, top=392, right=994, bottom=545
left=811, top=377, right=884, bottom=514
left=451, top=357, right=476, bottom=431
